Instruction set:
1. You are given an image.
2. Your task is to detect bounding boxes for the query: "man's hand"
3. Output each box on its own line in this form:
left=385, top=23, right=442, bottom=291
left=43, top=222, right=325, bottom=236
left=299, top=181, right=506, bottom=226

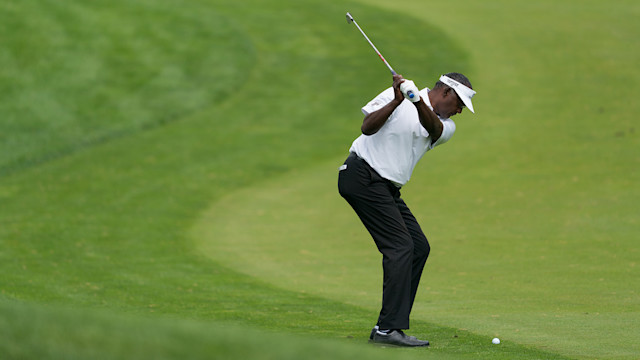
left=400, top=80, right=421, bottom=102
left=392, top=74, right=406, bottom=103
left=392, top=75, right=421, bottom=103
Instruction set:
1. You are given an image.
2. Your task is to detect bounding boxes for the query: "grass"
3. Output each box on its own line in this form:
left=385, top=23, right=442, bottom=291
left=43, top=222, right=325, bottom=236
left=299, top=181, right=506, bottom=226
left=1, top=298, right=572, bottom=360
left=0, top=0, right=638, bottom=359
left=0, top=299, right=407, bottom=360
left=0, top=0, right=253, bottom=176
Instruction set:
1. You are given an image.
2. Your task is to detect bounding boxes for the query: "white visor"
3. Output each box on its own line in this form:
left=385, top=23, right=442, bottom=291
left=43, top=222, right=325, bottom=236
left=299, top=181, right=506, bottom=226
left=439, top=75, right=476, bottom=113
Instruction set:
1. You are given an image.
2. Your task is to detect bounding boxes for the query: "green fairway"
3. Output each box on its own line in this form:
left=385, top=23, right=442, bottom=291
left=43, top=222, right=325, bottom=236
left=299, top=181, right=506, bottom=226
left=1, top=0, right=638, bottom=359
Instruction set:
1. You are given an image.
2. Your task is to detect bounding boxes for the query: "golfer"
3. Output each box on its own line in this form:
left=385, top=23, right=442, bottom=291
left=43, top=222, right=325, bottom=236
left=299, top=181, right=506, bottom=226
left=338, top=73, right=475, bottom=347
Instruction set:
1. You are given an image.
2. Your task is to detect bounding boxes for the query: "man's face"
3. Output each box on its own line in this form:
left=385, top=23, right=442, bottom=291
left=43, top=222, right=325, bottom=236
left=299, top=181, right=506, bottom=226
left=435, top=88, right=465, bottom=118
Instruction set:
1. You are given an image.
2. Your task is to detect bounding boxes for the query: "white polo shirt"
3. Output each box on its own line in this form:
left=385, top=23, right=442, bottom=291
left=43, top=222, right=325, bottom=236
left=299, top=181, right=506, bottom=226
left=349, top=87, right=456, bottom=186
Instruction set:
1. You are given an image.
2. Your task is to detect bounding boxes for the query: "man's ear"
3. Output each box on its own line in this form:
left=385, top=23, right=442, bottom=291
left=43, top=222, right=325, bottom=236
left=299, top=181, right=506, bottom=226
left=443, top=87, right=454, bottom=97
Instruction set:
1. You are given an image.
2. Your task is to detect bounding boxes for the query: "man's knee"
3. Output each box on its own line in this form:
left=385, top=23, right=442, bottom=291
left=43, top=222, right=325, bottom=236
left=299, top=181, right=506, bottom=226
left=414, top=237, right=430, bottom=261
left=384, top=235, right=415, bottom=262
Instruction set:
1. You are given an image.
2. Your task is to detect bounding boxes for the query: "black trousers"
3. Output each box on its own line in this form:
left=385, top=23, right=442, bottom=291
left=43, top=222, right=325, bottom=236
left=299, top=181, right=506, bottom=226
left=338, top=153, right=430, bottom=330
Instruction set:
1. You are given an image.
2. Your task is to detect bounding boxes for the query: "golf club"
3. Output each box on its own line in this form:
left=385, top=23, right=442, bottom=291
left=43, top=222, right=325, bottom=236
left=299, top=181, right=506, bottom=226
left=345, top=12, right=415, bottom=99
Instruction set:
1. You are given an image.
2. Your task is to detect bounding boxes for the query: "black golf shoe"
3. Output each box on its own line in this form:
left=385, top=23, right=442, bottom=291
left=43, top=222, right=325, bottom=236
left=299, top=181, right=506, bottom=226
left=370, top=329, right=429, bottom=347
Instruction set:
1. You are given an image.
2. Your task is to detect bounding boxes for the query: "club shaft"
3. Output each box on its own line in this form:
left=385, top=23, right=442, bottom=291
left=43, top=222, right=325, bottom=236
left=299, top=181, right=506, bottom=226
left=350, top=19, right=396, bottom=75
left=347, top=13, right=414, bottom=100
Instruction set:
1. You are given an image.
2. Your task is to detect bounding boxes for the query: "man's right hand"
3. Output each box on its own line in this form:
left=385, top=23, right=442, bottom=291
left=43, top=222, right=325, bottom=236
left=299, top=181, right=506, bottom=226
left=392, top=74, right=406, bottom=103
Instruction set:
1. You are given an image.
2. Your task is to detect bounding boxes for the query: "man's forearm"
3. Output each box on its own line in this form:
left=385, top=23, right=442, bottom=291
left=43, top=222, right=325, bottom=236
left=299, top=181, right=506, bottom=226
left=361, top=98, right=403, bottom=135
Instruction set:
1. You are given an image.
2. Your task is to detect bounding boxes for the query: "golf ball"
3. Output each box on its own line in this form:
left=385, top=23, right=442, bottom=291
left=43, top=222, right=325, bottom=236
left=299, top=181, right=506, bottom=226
left=492, top=338, right=500, bottom=344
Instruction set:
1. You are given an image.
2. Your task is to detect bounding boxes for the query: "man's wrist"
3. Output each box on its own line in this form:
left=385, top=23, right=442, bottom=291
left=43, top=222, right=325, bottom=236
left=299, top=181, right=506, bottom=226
left=390, top=97, right=404, bottom=106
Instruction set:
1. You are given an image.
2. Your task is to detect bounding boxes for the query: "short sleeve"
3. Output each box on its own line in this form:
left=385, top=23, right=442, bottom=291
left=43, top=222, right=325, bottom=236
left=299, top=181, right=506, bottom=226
left=430, top=118, right=456, bottom=148
left=361, top=87, right=395, bottom=115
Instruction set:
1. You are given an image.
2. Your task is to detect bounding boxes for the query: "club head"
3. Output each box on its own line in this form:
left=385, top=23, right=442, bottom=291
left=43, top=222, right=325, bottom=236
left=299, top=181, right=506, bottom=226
left=346, top=12, right=354, bottom=24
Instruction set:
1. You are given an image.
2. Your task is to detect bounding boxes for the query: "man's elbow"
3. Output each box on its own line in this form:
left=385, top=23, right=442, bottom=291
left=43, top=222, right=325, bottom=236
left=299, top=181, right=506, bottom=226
left=361, top=114, right=383, bottom=135
left=361, top=125, right=377, bottom=136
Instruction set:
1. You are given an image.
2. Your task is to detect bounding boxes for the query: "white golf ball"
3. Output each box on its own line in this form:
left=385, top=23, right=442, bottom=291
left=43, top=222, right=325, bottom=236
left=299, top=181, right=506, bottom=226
left=492, top=338, right=501, bottom=344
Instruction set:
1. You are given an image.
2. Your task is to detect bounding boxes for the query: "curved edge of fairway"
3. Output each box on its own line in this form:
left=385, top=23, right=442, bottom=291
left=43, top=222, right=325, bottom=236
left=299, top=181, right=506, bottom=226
left=190, top=155, right=378, bottom=307
left=188, top=156, right=571, bottom=360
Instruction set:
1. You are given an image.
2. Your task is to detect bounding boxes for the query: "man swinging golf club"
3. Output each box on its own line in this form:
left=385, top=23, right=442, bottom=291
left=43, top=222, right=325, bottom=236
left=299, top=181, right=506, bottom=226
left=339, top=10, right=476, bottom=348
left=338, top=72, right=475, bottom=347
